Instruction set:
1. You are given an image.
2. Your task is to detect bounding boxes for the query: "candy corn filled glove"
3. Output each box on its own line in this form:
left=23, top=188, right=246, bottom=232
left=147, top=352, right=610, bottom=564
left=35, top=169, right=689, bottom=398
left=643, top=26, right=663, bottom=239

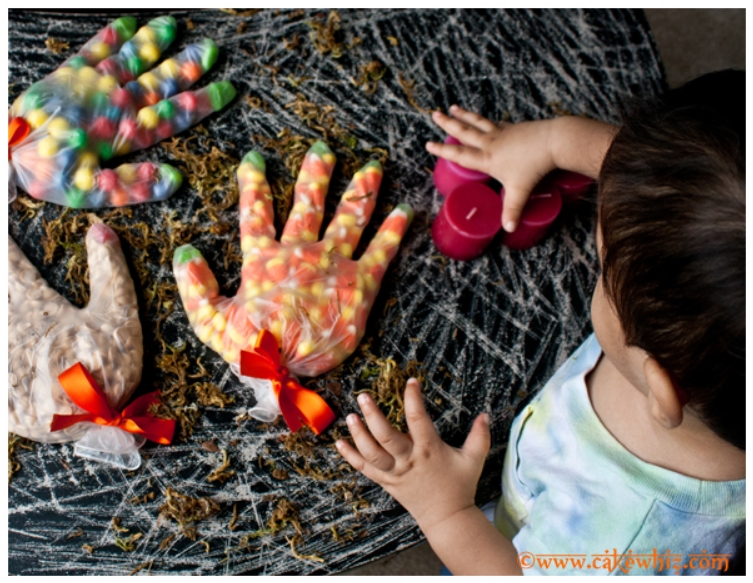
left=8, top=223, right=143, bottom=445
left=173, top=141, right=413, bottom=423
left=8, top=15, right=236, bottom=208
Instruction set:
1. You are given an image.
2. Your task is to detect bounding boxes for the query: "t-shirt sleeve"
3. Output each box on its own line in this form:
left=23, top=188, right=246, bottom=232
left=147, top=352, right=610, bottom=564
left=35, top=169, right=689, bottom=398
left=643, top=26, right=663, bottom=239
left=621, top=501, right=745, bottom=576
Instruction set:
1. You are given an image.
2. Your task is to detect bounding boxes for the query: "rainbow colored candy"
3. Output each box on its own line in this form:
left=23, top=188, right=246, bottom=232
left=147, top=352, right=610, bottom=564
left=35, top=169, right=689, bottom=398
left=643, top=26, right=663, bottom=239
left=173, top=142, right=413, bottom=378
left=8, top=15, right=236, bottom=208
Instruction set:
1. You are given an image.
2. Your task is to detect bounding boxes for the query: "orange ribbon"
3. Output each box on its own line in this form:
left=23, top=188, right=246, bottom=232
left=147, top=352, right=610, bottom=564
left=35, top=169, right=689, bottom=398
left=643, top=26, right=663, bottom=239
left=9, top=117, right=30, bottom=160
left=50, top=363, right=176, bottom=445
left=241, top=330, right=335, bottom=435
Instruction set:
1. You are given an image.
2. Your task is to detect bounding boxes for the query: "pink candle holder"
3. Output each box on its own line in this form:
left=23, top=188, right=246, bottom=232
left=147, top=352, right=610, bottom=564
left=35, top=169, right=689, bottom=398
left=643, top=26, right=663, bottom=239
left=432, top=182, right=502, bottom=261
left=546, top=169, right=594, bottom=203
left=500, top=184, right=562, bottom=250
left=432, top=136, right=490, bottom=197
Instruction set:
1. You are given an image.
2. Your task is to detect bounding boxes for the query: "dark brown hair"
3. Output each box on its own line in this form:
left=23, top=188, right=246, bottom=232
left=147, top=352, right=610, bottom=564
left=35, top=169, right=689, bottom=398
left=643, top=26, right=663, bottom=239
left=598, top=70, right=745, bottom=450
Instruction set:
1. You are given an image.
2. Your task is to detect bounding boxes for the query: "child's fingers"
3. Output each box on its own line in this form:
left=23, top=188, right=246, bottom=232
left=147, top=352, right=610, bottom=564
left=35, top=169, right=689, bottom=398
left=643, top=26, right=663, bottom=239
left=403, top=378, right=440, bottom=446
left=280, top=141, right=336, bottom=246
left=346, top=413, right=397, bottom=472
left=448, top=104, right=497, bottom=133
left=62, top=16, right=137, bottom=70
left=461, top=413, right=492, bottom=464
left=356, top=392, right=413, bottom=459
left=430, top=110, right=485, bottom=148
left=336, top=437, right=387, bottom=484
left=425, top=141, right=486, bottom=173
left=501, top=184, right=533, bottom=233
left=321, top=159, right=382, bottom=258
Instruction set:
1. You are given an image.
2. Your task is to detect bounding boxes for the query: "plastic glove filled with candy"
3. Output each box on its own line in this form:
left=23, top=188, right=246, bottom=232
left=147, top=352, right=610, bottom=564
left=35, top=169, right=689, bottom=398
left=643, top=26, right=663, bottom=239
left=8, top=223, right=172, bottom=468
left=8, top=15, right=236, bottom=208
left=173, top=142, right=413, bottom=427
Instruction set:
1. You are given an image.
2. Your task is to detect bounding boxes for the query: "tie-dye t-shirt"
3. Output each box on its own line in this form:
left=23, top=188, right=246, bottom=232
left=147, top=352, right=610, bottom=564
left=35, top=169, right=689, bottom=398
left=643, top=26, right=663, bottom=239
left=495, top=334, right=745, bottom=576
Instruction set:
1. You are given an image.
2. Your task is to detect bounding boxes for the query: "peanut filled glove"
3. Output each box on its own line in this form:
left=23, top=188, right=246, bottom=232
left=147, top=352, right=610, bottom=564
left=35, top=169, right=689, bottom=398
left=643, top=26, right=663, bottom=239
left=173, top=141, right=413, bottom=423
left=8, top=15, right=236, bottom=208
left=7, top=223, right=174, bottom=469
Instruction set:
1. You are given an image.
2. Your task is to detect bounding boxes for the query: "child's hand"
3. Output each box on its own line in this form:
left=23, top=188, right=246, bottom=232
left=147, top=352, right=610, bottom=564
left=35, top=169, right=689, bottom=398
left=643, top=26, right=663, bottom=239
left=426, top=105, right=557, bottom=232
left=336, top=378, right=491, bottom=534
left=426, top=105, right=618, bottom=233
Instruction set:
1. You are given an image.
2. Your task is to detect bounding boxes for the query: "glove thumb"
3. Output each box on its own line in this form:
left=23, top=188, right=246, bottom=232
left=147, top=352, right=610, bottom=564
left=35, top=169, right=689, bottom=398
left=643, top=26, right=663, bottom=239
left=85, top=222, right=139, bottom=318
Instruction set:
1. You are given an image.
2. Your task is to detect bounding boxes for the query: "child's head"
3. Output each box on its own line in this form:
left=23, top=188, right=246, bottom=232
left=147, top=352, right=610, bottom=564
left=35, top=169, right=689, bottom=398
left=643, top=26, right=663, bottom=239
left=595, top=69, right=745, bottom=449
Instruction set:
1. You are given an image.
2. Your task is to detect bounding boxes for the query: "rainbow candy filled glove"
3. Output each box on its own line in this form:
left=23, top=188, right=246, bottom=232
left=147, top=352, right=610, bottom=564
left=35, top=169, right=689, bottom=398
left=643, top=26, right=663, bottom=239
left=173, top=141, right=413, bottom=423
left=8, top=15, right=236, bottom=208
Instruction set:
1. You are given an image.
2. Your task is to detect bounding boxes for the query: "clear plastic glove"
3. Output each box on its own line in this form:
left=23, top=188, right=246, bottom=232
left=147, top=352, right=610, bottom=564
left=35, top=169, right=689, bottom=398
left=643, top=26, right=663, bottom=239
left=173, top=141, right=413, bottom=422
left=8, top=15, right=236, bottom=208
left=8, top=223, right=143, bottom=444
left=73, top=425, right=146, bottom=471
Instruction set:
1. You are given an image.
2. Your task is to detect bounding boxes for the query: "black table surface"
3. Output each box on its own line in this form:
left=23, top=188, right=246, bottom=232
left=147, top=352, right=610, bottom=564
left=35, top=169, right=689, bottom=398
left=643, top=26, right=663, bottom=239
left=8, top=8, right=665, bottom=576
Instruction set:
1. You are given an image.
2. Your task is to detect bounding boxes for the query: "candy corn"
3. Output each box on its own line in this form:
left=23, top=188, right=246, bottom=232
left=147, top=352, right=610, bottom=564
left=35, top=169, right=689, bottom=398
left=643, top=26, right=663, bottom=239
left=173, top=142, right=413, bottom=379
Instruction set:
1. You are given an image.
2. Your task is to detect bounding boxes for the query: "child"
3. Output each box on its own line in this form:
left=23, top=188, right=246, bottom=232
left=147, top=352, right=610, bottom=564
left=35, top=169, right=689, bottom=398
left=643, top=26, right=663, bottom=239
left=335, top=69, right=745, bottom=575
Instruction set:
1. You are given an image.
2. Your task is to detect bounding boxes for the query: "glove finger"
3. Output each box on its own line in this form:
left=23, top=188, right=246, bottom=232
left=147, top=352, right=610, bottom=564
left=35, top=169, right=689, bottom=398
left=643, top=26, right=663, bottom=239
left=280, top=141, right=336, bottom=246
left=84, top=223, right=140, bottom=321
left=116, top=81, right=236, bottom=155
left=97, top=162, right=182, bottom=207
left=173, top=245, right=235, bottom=357
left=9, top=17, right=135, bottom=122
left=95, top=16, right=178, bottom=85
left=321, top=159, right=382, bottom=259
left=13, top=134, right=101, bottom=208
left=238, top=151, right=277, bottom=242
left=8, top=235, right=67, bottom=311
left=60, top=16, right=138, bottom=71
left=14, top=130, right=180, bottom=208
left=357, top=203, right=413, bottom=289
left=125, top=39, right=220, bottom=109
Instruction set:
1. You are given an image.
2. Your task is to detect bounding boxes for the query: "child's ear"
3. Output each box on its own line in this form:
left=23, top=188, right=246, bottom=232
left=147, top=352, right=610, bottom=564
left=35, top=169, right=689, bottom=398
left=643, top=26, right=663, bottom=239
left=644, top=357, right=684, bottom=429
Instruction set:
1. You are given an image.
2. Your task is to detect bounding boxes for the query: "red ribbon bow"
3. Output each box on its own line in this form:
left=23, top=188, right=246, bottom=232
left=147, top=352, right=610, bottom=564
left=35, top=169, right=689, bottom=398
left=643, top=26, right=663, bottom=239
left=50, top=363, right=176, bottom=445
left=241, top=330, right=335, bottom=435
left=9, top=117, right=31, bottom=160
